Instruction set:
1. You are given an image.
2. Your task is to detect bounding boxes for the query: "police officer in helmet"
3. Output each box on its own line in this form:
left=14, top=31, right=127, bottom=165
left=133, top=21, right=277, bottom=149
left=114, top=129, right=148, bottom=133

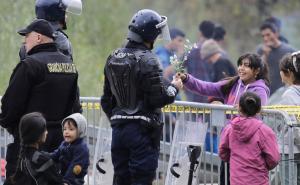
left=19, top=0, right=82, bottom=60
left=101, top=9, right=182, bottom=185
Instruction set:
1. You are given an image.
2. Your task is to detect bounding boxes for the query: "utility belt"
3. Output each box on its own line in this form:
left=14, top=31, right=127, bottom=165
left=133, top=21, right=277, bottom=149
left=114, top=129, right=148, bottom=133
left=110, top=114, right=163, bottom=130
left=110, top=115, right=151, bottom=123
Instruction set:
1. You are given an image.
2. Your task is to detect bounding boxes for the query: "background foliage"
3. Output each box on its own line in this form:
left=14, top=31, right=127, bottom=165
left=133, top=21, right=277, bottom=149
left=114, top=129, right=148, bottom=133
left=1, top=0, right=300, bottom=96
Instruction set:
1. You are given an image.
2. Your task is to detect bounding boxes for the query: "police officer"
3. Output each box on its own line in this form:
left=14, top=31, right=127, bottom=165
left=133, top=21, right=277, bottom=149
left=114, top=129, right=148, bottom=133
left=101, top=9, right=182, bottom=185
left=19, top=0, right=83, bottom=60
left=0, top=19, right=81, bottom=182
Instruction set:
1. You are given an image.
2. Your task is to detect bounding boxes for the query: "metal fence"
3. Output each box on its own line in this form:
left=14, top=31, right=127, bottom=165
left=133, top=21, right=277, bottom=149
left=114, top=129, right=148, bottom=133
left=1, top=97, right=299, bottom=185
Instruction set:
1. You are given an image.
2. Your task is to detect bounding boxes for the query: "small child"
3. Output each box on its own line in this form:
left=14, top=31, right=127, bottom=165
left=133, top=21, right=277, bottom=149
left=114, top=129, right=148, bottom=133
left=219, top=92, right=280, bottom=185
left=6, top=112, right=64, bottom=185
left=51, top=113, right=89, bottom=185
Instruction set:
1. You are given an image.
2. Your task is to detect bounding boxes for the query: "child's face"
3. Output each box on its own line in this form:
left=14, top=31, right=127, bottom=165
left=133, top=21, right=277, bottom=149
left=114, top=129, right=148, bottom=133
left=63, top=120, right=78, bottom=143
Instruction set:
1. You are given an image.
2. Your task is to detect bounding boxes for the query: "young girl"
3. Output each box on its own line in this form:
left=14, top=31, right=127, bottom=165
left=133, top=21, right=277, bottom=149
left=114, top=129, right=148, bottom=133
left=51, top=113, right=89, bottom=185
left=279, top=51, right=300, bottom=105
left=175, top=53, right=270, bottom=106
left=278, top=51, right=300, bottom=184
left=219, top=92, right=280, bottom=185
left=5, top=112, right=64, bottom=185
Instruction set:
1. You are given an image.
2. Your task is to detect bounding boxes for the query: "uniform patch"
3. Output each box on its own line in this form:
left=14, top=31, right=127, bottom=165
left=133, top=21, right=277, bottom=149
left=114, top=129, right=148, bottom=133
left=47, top=63, right=77, bottom=73
left=167, top=86, right=177, bottom=97
left=73, top=165, right=82, bottom=175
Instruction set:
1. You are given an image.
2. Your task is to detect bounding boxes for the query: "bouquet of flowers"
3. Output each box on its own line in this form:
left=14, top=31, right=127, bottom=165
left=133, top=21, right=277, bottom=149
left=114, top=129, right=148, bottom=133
left=170, top=39, right=197, bottom=73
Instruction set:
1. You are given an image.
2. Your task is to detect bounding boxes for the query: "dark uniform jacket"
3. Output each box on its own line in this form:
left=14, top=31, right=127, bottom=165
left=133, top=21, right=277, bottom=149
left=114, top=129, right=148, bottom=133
left=51, top=138, right=89, bottom=185
left=9, top=147, right=64, bottom=185
left=0, top=43, right=81, bottom=137
left=101, top=41, right=178, bottom=125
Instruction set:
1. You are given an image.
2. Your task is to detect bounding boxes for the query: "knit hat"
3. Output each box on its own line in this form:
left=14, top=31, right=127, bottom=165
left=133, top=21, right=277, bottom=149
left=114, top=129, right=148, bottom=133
left=198, top=20, right=215, bottom=39
left=200, top=39, right=222, bottom=60
left=19, top=112, right=47, bottom=145
left=62, top=113, right=87, bottom=138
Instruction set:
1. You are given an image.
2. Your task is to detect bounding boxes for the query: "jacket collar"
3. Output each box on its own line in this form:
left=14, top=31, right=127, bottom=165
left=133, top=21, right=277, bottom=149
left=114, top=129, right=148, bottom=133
left=27, top=43, right=58, bottom=55
left=125, top=41, right=150, bottom=50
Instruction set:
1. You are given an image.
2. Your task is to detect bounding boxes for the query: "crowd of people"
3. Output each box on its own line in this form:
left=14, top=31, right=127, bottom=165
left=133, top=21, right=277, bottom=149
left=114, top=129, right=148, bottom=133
left=0, top=1, right=299, bottom=185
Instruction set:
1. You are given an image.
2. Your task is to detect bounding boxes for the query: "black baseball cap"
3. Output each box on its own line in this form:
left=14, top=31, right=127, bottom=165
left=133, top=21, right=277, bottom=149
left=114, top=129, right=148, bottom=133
left=18, top=19, right=55, bottom=39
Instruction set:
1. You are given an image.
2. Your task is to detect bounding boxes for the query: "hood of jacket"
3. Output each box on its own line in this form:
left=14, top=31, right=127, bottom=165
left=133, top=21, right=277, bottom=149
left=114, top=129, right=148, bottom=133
left=231, top=116, right=263, bottom=142
left=62, top=113, right=87, bottom=138
left=226, top=79, right=270, bottom=105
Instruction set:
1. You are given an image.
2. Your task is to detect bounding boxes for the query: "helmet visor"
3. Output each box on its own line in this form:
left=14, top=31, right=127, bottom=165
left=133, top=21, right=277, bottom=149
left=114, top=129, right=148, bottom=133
left=156, top=16, right=171, bottom=42
left=62, top=0, right=82, bottom=15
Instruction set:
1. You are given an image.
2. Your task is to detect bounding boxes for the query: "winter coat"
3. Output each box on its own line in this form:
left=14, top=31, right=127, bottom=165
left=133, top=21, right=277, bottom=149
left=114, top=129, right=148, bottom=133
left=183, top=74, right=270, bottom=105
left=52, top=113, right=89, bottom=185
left=51, top=139, right=89, bottom=185
left=219, top=116, right=280, bottom=185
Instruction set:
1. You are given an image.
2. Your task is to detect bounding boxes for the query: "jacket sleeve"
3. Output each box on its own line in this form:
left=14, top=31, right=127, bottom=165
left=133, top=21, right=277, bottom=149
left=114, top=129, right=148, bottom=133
left=0, top=62, right=37, bottom=132
left=43, top=160, right=65, bottom=185
left=260, top=126, right=280, bottom=170
left=36, top=152, right=64, bottom=185
left=63, top=145, right=90, bottom=185
left=100, top=64, right=116, bottom=118
left=50, top=143, right=63, bottom=162
left=184, top=74, right=225, bottom=99
left=218, top=125, right=231, bottom=162
left=141, top=57, right=178, bottom=109
left=252, top=87, right=269, bottom=106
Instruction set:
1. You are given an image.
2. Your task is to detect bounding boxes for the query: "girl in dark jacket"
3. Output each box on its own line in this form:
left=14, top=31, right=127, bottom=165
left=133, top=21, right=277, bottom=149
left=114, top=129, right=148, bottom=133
left=4, top=112, right=64, bottom=185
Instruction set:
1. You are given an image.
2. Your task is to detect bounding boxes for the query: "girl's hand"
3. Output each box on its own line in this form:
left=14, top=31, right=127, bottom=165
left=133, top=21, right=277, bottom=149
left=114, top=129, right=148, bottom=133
left=175, top=72, right=187, bottom=81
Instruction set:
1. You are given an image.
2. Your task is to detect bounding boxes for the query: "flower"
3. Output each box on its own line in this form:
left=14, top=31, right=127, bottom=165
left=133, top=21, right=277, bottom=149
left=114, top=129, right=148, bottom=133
left=170, top=39, right=197, bottom=73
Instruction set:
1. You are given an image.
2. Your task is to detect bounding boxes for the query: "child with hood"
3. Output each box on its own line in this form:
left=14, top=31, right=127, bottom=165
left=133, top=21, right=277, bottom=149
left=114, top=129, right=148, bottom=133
left=51, top=113, right=89, bottom=185
left=219, top=92, right=280, bottom=185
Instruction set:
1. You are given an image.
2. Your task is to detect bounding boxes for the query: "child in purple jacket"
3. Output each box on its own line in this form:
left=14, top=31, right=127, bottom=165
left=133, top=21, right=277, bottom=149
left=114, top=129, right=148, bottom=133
left=219, top=92, right=280, bottom=185
left=175, top=53, right=270, bottom=106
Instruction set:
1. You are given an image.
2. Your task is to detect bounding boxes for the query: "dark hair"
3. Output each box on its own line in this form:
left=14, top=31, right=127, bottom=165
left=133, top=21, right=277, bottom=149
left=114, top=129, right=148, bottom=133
left=260, top=22, right=278, bottom=33
left=19, top=112, right=47, bottom=145
left=264, top=16, right=282, bottom=31
left=169, top=28, right=185, bottom=40
left=239, top=92, right=261, bottom=116
left=221, top=53, right=270, bottom=95
left=63, top=118, right=78, bottom=128
left=10, top=112, right=47, bottom=184
left=198, top=20, right=215, bottom=39
left=280, top=53, right=300, bottom=84
left=213, top=25, right=226, bottom=41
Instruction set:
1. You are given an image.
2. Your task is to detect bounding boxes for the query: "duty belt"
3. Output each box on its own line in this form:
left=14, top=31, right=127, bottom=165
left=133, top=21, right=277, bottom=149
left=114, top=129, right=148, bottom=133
left=110, top=115, right=151, bottom=122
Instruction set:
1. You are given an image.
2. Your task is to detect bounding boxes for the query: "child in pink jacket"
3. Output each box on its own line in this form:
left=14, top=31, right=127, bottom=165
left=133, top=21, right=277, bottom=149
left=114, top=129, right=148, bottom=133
left=219, top=92, right=280, bottom=185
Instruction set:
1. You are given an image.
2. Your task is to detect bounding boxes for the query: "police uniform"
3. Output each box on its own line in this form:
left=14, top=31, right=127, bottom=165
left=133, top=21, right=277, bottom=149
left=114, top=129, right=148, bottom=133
left=101, top=40, right=178, bottom=185
left=0, top=42, right=81, bottom=178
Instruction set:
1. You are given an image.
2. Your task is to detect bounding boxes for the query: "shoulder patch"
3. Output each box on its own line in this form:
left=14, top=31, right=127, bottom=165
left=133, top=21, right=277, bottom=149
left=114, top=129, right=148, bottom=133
left=73, top=165, right=82, bottom=175
left=47, top=63, right=77, bottom=73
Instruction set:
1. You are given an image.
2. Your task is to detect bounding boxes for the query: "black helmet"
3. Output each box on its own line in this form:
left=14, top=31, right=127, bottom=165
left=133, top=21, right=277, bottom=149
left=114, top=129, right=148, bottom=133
left=35, top=0, right=82, bottom=30
left=127, top=9, right=170, bottom=43
left=19, top=112, right=47, bottom=145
